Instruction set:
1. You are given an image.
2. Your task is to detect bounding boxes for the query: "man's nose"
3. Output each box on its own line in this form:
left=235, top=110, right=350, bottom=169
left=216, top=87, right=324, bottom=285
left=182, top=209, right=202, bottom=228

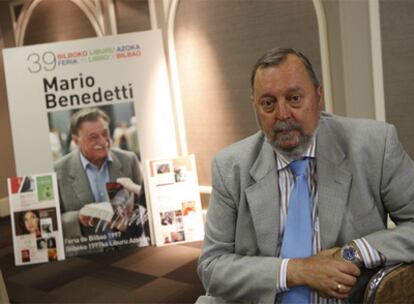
left=276, top=100, right=292, bottom=120
left=97, top=135, right=109, bottom=145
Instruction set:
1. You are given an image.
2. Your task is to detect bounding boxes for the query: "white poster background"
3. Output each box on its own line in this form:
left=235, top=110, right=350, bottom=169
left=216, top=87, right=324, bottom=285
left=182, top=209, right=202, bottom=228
left=3, top=30, right=177, bottom=179
left=3, top=31, right=178, bottom=242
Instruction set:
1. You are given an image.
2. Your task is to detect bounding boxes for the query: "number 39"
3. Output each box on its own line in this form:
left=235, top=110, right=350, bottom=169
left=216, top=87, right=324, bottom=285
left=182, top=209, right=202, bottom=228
left=27, top=51, right=56, bottom=73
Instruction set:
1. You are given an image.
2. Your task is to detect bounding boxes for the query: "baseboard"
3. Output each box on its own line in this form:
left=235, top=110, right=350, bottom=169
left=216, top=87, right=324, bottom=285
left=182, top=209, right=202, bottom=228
left=0, top=197, right=10, bottom=217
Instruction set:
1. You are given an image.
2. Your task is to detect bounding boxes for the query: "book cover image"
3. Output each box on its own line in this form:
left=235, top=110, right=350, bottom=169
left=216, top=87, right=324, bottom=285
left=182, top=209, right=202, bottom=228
left=36, top=175, right=55, bottom=201
left=10, top=176, right=35, bottom=194
left=8, top=173, right=65, bottom=266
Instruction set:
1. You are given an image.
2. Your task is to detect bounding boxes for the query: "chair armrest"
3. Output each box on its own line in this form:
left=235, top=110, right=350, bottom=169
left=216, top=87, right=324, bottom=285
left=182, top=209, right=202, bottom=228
left=364, top=263, right=414, bottom=304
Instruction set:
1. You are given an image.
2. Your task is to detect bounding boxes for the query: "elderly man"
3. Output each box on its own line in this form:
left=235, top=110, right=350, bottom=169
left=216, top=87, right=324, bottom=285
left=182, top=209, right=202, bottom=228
left=55, top=107, right=148, bottom=256
left=197, top=48, right=414, bottom=303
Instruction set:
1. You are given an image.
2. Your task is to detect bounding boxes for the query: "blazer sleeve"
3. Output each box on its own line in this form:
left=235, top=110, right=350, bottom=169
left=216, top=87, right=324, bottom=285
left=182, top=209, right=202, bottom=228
left=363, top=125, right=414, bottom=265
left=197, top=157, right=282, bottom=303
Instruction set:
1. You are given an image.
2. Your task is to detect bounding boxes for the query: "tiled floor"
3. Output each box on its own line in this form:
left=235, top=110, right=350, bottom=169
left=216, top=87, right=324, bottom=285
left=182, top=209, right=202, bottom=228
left=0, top=217, right=206, bottom=303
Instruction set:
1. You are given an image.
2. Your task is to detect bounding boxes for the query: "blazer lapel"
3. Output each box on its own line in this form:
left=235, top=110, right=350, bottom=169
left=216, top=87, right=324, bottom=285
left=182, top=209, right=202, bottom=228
left=68, top=151, right=94, bottom=206
left=317, top=118, right=352, bottom=249
left=245, top=139, right=280, bottom=256
left=109, top=150, right=123, bottom=181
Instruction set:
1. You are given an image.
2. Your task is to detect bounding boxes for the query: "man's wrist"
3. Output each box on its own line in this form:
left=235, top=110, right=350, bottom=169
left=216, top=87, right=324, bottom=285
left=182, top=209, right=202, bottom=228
left=286, top=258, right=307, bottom=288
left=340, top=241, right=363, bottom=267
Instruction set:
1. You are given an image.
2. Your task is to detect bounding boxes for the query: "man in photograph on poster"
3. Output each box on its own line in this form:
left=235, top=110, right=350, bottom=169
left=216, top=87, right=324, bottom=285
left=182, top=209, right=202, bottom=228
left=54, top=107, right=148, bottom=255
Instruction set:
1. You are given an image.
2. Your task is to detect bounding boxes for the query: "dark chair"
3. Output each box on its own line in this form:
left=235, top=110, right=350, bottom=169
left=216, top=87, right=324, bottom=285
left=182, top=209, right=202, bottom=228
left=364, top=263, right=414, bottom=303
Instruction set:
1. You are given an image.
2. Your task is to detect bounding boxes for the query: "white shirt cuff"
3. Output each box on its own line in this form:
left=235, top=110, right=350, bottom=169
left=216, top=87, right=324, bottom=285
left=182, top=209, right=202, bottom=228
left=276, top=258, right=290, bottom=293
left=353, top=238, right=385, bottom=268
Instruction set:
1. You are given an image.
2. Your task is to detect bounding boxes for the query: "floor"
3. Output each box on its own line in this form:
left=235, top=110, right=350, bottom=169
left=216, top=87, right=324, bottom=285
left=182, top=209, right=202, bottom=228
left=0, top=217, right=206, bottom=303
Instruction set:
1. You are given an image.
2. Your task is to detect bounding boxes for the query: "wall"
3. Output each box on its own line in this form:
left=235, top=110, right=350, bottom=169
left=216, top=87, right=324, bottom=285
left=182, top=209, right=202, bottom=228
left=323, top=0, right=376, bottom=119
left=380, top=0, right=414, bottom=159
left=174, top=0, right=321, bottom=186
left=0, top=2, right=16, bottom=198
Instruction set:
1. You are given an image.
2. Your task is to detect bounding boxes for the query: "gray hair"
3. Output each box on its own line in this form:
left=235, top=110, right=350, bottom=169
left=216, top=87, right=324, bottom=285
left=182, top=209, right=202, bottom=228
left=70, top=108, right=110, bottom=135
left=250, top=48, right=320, bottom=90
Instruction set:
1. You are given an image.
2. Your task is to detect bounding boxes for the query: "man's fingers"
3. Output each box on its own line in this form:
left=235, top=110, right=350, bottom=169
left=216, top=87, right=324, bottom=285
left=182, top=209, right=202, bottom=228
left=335, top=271, right=358, bottom=287
left=319, top=283, right=351, bottom=299
left=332, top=282, right=351, bottom=294
left=338, top=262, right=361, bottom=277
left=79, top=215, right=98, bottom=227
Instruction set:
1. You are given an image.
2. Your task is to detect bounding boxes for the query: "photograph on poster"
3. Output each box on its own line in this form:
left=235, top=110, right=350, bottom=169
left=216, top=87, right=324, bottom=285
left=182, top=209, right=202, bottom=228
left=156, top=163, right=171, bottom=174
left=48, top=103, right=150, bottom=256
left=151, top=160, right=175, bottom=186
left=36, top=175, right=55, bottom=201
left=160, top=210, right=186, bottom=244
left=37, top=238, right=47, bottom=250
left=48, top=102, right=141, bottom=161
left=40, top=217, right=53, bottom=235
left=160, top=211, right=174, bottom=226
left=9, top=176, right=35, bottom=194
left=182, top=201, right=196, bottom=216
left=14, top=208, right=58, bottom=236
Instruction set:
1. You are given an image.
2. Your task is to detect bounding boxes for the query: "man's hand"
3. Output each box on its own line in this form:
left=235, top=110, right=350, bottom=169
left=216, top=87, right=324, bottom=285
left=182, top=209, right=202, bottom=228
left=78, top=214, right=98, bottom=227
left=117, top=177, right=142, bottom=195
left=287, top=247, right=361, bottom=299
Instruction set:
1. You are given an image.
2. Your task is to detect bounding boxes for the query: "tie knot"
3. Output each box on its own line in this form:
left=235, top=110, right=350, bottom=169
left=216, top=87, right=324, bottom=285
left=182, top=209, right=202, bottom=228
left=288, top=158, right=309, bottom=177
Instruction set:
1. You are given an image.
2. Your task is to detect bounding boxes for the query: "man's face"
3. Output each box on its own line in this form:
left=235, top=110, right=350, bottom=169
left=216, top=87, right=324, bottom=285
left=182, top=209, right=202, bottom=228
left=252, top=54, right=323, bottom=158
left=73, top=117, right=111, bottom=167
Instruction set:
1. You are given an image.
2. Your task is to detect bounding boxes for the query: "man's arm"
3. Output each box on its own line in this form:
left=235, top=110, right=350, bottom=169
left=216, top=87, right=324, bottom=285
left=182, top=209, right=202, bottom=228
left=360, top=125, right=414, bottom=264
left=198, top=158, right=281, bottom=303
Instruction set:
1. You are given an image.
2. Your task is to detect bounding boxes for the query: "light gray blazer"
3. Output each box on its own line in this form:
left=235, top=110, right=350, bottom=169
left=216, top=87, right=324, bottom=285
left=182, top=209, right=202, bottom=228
left=54, top=148, right=143, bottom=238
left=197, top=112, right=414, bottom=303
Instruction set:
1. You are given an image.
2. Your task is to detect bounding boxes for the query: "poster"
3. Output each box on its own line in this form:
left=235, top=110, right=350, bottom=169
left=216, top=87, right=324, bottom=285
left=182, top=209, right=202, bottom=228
left=7, top=173, right=65, bottom=266
left=147, top=155, right=204, bottom=246
left=3, top=31, right=178, bottom=256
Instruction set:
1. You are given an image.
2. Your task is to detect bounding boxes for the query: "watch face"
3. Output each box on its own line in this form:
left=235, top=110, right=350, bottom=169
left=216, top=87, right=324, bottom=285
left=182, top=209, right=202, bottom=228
left=342, top=246, right=356, bottom=261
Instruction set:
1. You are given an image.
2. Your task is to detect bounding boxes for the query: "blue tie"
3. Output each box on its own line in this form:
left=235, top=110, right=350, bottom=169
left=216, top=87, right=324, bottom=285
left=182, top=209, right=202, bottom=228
left=281, top=158, right=313, bottom=304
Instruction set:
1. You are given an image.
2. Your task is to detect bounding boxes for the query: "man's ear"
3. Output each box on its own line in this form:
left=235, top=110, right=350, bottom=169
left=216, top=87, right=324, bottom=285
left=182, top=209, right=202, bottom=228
left=250, top=89, right=256, bottom=104
left=316, top=85, right=324, bottom=111
left=72, top=135, right=79, bottom=145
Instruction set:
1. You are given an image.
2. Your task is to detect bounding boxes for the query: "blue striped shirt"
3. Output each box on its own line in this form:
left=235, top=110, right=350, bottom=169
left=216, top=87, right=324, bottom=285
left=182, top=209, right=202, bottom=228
left=79, top=151, right=112, bottom=203
left=275, top=136, right=384, bottom=303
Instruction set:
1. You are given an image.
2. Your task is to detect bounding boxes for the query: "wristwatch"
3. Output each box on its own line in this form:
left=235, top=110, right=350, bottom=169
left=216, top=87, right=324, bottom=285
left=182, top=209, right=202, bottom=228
left=341, top=243, right=363, bottom=267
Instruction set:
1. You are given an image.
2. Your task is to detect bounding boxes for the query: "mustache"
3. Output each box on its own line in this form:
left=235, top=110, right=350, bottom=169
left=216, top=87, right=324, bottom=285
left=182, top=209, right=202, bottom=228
left=93, top=142, right=110, bottom=150
left=271, top=120, right=304, bottom=136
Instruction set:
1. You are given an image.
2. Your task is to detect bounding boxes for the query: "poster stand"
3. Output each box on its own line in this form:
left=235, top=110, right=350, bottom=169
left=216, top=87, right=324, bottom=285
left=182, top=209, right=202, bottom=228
left=147, top=155, right=204, bottom=246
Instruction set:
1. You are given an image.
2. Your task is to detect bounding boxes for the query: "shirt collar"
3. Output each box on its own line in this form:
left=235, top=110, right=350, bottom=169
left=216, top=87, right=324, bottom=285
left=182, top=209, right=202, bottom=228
left=79, top=149, right=112, bottom=170
left=276, top=134, right=316, bottom=171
